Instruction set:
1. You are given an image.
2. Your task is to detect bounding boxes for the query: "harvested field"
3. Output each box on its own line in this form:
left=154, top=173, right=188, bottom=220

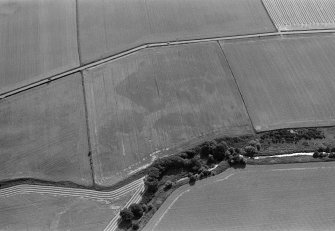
left=84, top=42, right=252, bottom=186
left=222, top=35, right=335, bottom=132
left=0, top=187, right=136, bottom=231
left=78, top=0, right=275, bottom=64
left=144, top=162, right=335, bottom=231
left=0, top=73, right=92, bottom=185
left=263, top=0, right=335, bottom=31
left=0, top=0, right=79, bottom=94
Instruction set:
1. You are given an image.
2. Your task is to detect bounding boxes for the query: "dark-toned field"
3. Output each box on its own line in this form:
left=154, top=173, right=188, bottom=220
left=222, top=35, right=335, bottom=132
left=0, top=73, right=92, bottom=185
left=144, top=162, right=335, bottom=231
left=84, top=42, right=253, bottom=186
left=263, top=0, right=335, bottom=31
left=0, top=0, right=79, bottom=94
left=78, top=0, right=275, bottom=64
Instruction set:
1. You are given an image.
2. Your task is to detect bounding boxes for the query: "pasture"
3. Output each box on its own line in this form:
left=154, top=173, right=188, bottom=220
left=222, top=35, right=335, bottom=132
left=263, top=0, right=335, bottom=31
left=0, top=0, right=79, bottom=94
left=78, top=0, right=275, bottom=64
left=0, top=73, right=92, bottom=185
left=144, top=162, right=335, bottom=231
left=84, top=42, right=252, bottom=186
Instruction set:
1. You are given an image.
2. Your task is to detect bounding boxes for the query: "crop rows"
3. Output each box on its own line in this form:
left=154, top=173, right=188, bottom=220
left=263, top=0, right=335, bottom=31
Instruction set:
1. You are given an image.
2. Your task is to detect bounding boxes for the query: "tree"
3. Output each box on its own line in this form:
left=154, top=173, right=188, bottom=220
left=147, top=167, right=160, bottom=179
left=213, top=141, right=228, bottom=161
left=129, top=203, right=144, bottom=219
left=145, top=177, right=158, bottom=193
left=329, top=153, right=335, bottom=158
left=141, top=204, right=148, bottom=212
left=120, top=208, right=134, bottom=222
left=164, top=180, right=173, bottom=190
left=318, top=145, right=326, bottom=152
left=189, top=175, right=197, bottom=184
left=132, top=222, right=140, bottom=230
left=185, top=150, right=197, bottom=159
left=313, top=151, right=320, bottom=158
left=207, top=154, right=215, bottom=164
left=244, top=146, right=257, bottom=158
left=325, top=146, right=331, bottom=153
left=200, top=141, right=217, bottom=158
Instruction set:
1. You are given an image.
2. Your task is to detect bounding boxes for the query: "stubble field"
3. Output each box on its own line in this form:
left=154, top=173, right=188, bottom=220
left=144, top=162, right=335, bottom=231
left=222, top=35, right=335, bottom=132
left=84, top=42, right=253, bottom=186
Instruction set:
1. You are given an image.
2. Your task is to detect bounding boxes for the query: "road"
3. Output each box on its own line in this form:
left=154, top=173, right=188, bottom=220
left=2, top=29, right=335, bottom=99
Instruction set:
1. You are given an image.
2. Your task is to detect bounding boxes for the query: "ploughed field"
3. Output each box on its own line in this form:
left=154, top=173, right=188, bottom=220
left=222, top=35, right=335, bottom=132
left=78, top=0, right=275, bottom=64
left=144, top=162, right=335, bottom=231
left=0, top=73, right=92, bottom=185
left=84, top=42, right=253, bottom=186
left=263, top=0, right=335, bottom=31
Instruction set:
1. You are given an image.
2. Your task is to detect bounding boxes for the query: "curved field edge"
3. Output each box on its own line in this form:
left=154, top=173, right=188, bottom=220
left=0, top=184, right=141, bottom=231
left=143, top=162, right=335, bottom=231
left=113, top=127, right=335, bottom=230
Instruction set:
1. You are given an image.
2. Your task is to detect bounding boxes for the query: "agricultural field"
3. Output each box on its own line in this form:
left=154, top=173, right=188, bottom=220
left=222, top=35, right=335, bottom=132
left=0, top=184, right=140, bottom=231
left=0, top=0, right=79, bottom=95
left=78, top=0, right=275, bottom=64
left=263, top=0, right=335, bottom=31
left=144, top=162, right=335, bottom=231
left=145, top=0, right=275, bottom=43
left=0, top=73, right=92, bottom=185
left=84, top=42, right=253, bottom=186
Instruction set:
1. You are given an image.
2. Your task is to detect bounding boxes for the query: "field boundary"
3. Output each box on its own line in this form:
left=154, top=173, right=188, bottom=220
left=2, top=29, right=335, bottom=99
left=217, top=41, right=256, bottom=133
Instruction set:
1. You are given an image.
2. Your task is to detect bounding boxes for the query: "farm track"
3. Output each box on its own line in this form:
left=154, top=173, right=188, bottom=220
left=0, top=177, right=144, bottom=231
left=2, top=29, right=335, bottom=100
left=104, top=183, right=145, bottom=231
left=0, top=177, right=144, bottom=200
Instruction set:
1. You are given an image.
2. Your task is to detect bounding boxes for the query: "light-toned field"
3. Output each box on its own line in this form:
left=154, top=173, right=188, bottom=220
left=84, top=42, right=252, bottom=186
left=222, top=35, right=335, bottom=132
left=0, top=0, right=79, bottom=94
left=78, top=0, right=275, bottom=64
left=263, top=0, right=335, bottom=31
left=144, top=162, right=335, bottom=231
left=0, top=187, right=136, bottom=231
left=0, top=73, right=92, bottom=185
